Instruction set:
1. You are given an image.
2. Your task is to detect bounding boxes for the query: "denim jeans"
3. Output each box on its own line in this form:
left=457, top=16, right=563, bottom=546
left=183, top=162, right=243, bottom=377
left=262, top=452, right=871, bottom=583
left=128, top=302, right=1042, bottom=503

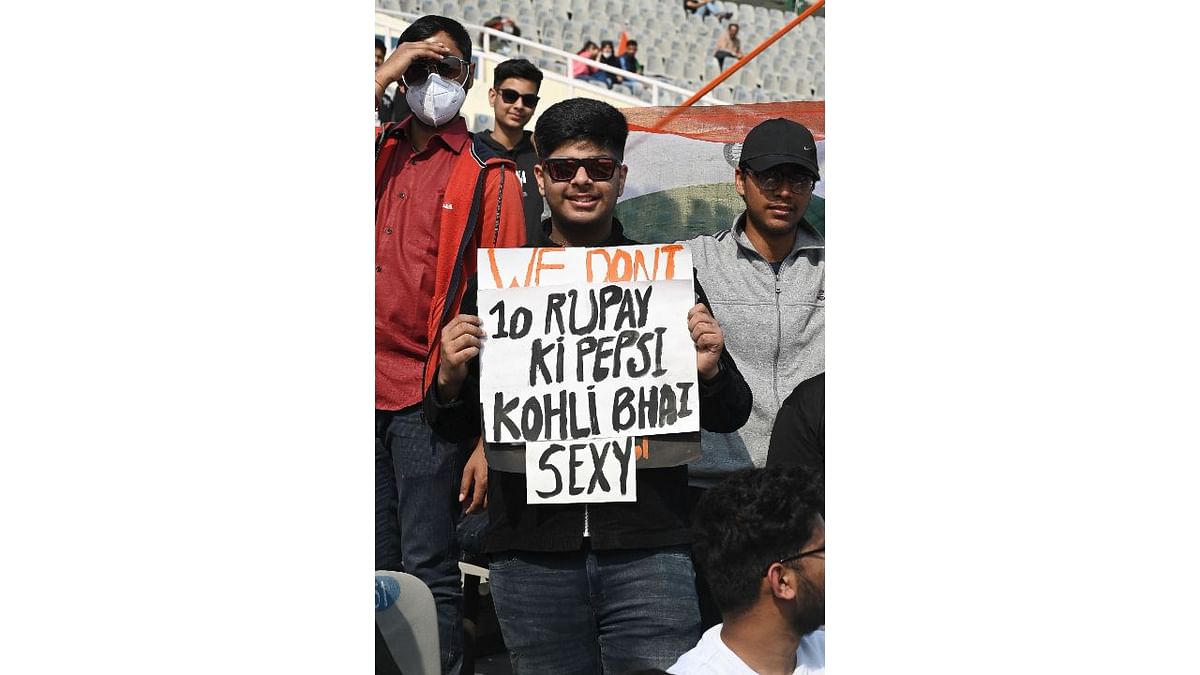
left=489, top=546, right=701, bottom=675
left=375, top=407, right=465, bottom=675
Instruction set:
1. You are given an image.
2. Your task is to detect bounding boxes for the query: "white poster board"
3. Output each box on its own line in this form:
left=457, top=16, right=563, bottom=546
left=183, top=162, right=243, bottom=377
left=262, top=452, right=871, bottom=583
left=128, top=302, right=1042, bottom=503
left=477, top=245, right=700, bottom=456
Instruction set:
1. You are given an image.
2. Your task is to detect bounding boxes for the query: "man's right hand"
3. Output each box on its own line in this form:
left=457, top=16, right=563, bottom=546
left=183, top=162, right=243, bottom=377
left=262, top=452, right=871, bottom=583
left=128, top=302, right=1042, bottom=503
left=436, top=314, right=485, bottom=403
left=375, top=37, right=453, bottom=95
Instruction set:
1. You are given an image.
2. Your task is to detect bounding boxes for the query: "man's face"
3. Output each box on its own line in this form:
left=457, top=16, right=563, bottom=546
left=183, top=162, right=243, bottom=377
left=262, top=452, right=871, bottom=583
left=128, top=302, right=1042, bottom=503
left=627, top=44, right=638, bottom=56
left=735, top=162, right=812, bottom=238
left=406, top=31, right=472, bottom=91
left=787, top=515, right=825, bottom=637
left=489, top=77, right=539, bottom=132
left=375, top=46, right=385, bottom=68
left=534, top=139, right=627, bottom=240
left=729, top=25, right=739, bottom=37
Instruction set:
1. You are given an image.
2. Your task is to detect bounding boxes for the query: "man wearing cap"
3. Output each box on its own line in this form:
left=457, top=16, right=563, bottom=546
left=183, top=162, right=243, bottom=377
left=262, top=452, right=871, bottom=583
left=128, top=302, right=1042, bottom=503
left=684, top=117, right=825, bottom=627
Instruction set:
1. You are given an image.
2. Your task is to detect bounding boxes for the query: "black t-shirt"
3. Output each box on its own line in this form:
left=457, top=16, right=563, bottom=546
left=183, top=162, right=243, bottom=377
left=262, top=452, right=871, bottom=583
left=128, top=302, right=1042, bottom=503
left=765, top=372, right=824, bottom=473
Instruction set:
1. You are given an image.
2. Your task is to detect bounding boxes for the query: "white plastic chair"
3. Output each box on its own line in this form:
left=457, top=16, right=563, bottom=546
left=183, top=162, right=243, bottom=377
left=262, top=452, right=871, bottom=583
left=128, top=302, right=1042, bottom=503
left=375, top=571, right=441, bottom=675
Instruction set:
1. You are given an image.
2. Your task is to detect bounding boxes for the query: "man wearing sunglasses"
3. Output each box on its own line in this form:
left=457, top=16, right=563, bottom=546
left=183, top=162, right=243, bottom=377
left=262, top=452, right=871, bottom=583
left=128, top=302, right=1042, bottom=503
left=476, top=58, right=546, bottom=244
left=424, top=98, right=752, bottom=674
left=670, top=467, right=825, bottom=674
left=374, top=15, right=527, bottom=675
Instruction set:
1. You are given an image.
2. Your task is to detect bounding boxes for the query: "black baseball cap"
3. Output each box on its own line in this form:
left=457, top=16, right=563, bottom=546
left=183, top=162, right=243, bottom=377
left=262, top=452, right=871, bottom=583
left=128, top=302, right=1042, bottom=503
left=738, top=118, right=820, bottom=181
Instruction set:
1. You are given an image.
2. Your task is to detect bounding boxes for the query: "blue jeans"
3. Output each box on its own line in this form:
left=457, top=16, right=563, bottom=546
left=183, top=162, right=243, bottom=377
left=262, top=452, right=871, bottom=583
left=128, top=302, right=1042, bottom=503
left=489, top=546, right=701, bottom=674
left=375, top=407, right=465, bottom=675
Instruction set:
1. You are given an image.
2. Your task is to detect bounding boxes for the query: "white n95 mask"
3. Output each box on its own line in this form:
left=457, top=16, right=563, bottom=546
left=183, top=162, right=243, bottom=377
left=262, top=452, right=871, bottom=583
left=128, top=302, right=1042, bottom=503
left=405, top=73, right=467, bottom=128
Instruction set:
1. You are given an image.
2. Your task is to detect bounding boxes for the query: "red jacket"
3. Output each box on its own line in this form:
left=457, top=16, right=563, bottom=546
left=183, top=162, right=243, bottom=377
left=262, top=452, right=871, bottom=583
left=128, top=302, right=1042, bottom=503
left=375, top=122, right=527, bottom=396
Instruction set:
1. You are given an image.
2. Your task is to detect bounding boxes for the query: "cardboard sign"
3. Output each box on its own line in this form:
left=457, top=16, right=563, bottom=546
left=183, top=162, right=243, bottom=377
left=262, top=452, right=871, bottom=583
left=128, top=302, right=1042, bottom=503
left=525, top=436, right=638, bottom=504
left=478, top=244, right=700, bottom=445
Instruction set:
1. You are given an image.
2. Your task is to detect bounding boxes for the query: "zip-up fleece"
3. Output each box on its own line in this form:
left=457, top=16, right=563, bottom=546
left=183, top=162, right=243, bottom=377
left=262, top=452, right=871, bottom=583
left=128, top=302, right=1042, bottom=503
left=686, top=212, right=825, bottom=487
left=375, top=122, right=528, bottom=393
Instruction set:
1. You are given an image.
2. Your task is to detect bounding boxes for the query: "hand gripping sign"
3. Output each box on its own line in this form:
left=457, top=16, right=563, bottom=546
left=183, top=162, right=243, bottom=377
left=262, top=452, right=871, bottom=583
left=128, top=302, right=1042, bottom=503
left=477, top=244, right=700, bottom=505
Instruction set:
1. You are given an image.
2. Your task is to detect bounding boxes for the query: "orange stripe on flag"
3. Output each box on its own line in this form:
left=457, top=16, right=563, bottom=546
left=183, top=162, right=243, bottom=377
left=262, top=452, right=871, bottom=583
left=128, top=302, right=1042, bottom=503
left=622, top=101, right=825, bottom=145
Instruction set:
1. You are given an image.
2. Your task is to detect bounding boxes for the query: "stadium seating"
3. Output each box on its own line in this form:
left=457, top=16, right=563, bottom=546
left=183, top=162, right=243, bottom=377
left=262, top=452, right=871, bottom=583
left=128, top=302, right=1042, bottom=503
left=376, top=0, right=824, bottom=102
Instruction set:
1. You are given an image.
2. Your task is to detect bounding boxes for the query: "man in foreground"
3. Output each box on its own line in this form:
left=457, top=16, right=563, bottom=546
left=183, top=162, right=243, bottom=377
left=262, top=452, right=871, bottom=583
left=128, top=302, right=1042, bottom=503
left=425, top=98, right=752, bottom=674
left=669, top=467, right=825, bottom=674
left=373, top=14, right=526, bottom=674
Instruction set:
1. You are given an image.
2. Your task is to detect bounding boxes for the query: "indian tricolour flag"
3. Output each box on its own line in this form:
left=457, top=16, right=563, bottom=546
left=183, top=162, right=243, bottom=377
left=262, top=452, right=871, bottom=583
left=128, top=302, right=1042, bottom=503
left=614, top=101, right=825, bottom=243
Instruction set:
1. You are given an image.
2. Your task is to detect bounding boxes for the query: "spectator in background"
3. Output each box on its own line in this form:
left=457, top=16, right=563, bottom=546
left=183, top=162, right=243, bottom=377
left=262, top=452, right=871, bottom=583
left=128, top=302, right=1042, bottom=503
left=669, top=468, right=825, bottom=674
left=713, top=22, right=743, bottom=69
left=373, top=15, right=527, bottom=675
left=617, top=39, right=644, bottom=97
left=375, top=38, right=386, bottom=67
left=618, top=39, right=642, bottom=75
left=376, top=39, right=394, bottom=124
left=482, top=15, right=521, bottom=55
left=685, top=0, right=733, bottom=21
left=599, top=39, right=624, bottom=89
left=572, top=40, right=608, bottom=85
left=476, top=58, right=546, bottom=243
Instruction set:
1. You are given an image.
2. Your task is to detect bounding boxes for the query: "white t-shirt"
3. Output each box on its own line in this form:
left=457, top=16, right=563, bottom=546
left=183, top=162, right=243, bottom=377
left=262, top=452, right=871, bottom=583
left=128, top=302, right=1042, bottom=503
left=668, top=624, right=825, bottom=674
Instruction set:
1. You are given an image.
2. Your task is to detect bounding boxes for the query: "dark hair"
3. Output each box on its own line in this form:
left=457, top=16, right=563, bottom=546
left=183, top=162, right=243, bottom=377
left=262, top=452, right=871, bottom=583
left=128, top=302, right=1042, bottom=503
left=375, top=38, right=386, bottom=53
left=494, top=58, right=543, bottom=90
left=692, top=468, right=824, bottom=619
left=580, top=40, right=598, bottom=51
left=626, top=40, right=638, bottom=48
left=398, top=15, right=472, bottom=62
left=600, top=40, right=615, bottom=49
left=534, top=98, right=629, bottom=161
left=729, top=22, right=740, bottom=29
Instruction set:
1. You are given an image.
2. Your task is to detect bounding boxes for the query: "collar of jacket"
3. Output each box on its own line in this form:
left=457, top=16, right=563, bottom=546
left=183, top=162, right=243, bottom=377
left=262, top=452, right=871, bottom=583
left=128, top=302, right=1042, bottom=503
left=477, top=129, right=535, bottom=157
left=533, top=216, right=635, bottom=247
left=375, top=114, right=471, bottom=162
left=731, top=211, right=824, bottom=259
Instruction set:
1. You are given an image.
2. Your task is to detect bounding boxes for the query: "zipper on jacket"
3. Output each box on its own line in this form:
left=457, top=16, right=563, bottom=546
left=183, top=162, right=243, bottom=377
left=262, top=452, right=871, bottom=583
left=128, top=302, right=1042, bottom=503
left=583, top=504, right=590, bottom=538
left=774, top=268, right=783, bottom=410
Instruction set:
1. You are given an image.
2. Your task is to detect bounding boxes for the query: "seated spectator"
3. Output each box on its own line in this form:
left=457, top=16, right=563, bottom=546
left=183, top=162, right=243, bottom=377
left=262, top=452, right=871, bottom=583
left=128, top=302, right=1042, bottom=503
left=618, top=39, right=642, bottom=75
left=713, top=22, right=743, bottom=69
left=571, top=40, right=609, bottom=85
left=598, top=39, right=624, bottom=88
left=669, top=467, right=825, bottom=674
left=482, top=15, right=521, bottom=55
left=685, top=0, right=733, bottom=21
left=765, top=373, right=824, bottom=483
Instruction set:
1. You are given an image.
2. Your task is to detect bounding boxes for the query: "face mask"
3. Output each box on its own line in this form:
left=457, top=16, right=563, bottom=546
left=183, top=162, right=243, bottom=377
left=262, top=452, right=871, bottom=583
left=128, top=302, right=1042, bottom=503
left=405, top=72, right=466, bottom=128
left=602, top=50, right=612, bottom=57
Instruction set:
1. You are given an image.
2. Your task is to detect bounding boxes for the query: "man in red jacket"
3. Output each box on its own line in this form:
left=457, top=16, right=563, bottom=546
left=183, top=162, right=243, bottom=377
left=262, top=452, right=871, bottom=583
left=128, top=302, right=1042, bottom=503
left=374, top=14, right=525, bottom=675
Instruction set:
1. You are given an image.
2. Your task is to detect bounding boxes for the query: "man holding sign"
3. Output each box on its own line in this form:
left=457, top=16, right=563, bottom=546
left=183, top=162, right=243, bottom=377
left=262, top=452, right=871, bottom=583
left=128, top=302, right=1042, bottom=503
left=424, top=98, right=751, bottom=674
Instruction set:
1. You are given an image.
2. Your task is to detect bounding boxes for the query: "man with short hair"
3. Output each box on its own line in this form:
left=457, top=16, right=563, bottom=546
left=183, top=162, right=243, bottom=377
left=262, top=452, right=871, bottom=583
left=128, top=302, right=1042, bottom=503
left=687, top=117, right=824, bottom=490
left=476, top=58, right=546, bottom=243
left=669, top=467, right=825, bottom=674
left=618, top=39, right=642, bottom=76
left=713, top=22, right=743, bottom=70
left=373, top=14, right=527, bottom=675
left=424, top=98, right=752, bottom=674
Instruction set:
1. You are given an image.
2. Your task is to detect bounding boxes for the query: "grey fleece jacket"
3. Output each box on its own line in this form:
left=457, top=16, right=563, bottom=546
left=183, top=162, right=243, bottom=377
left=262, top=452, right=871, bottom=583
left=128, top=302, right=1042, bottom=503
left=686, top=213, right=825, bottom=487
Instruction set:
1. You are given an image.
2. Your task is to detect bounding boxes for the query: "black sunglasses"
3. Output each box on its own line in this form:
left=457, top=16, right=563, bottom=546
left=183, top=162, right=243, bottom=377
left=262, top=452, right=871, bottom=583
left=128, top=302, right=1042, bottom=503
left=497, top=87, right=540, bottom=107
left=401, top=55, right=469, bottom=87
left=542, top=156, right=619, bottom=182
left=762, top=546, right=824, bottom=576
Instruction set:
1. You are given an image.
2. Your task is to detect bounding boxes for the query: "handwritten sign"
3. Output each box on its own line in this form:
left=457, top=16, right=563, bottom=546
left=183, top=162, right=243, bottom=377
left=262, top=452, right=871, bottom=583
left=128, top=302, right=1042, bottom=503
left=478, top=244, right=700, bottom=445
left=525, top=436, right=638, bottom=504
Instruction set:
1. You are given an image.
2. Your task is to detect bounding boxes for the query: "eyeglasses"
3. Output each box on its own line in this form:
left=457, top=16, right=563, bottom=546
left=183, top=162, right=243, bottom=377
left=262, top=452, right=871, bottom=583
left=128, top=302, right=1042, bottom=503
left=762, top=546, right=824, bottom=576
left=542, top=156, right=619, bottom=182
left=745, top=168, right=815, bottom=193
left=497, top=88, right=540, bottom=108
left=401, top=55, right=469, bottom=87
